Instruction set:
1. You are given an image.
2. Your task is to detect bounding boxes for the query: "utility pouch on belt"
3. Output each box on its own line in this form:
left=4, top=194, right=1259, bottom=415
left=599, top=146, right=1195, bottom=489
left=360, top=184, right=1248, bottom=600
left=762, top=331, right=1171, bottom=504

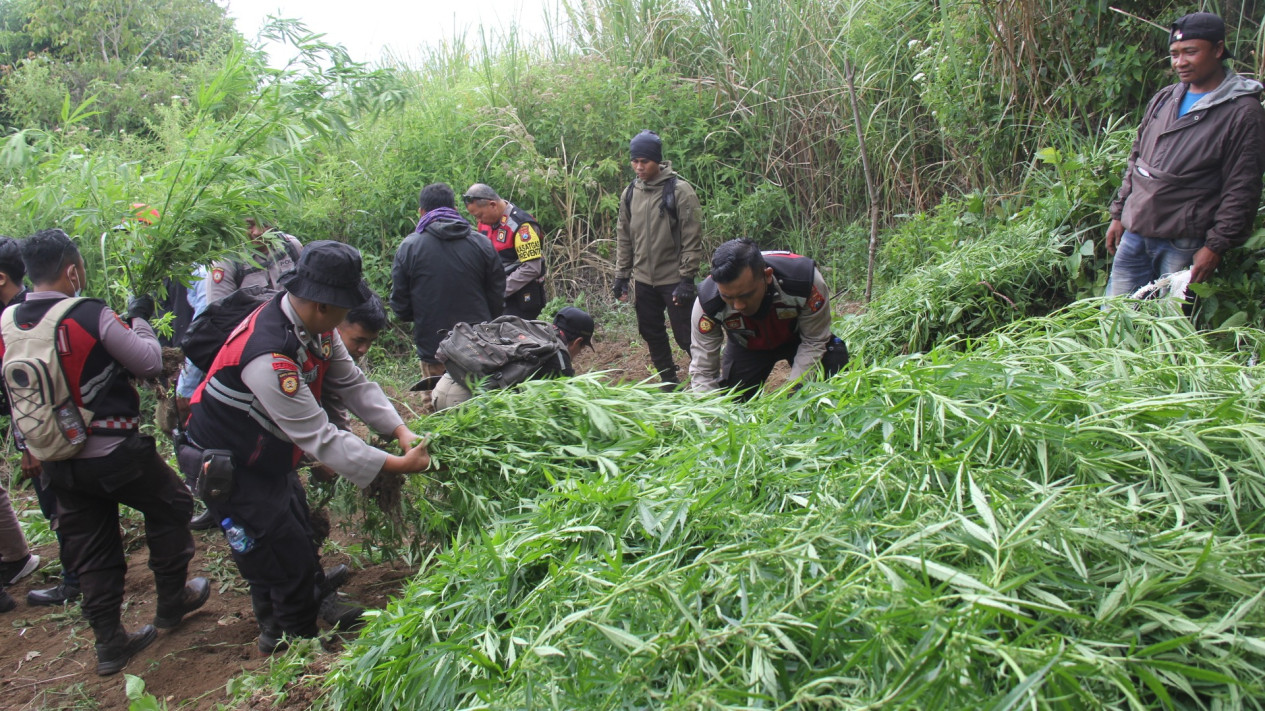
left=197, top=449, right=236, bottom=503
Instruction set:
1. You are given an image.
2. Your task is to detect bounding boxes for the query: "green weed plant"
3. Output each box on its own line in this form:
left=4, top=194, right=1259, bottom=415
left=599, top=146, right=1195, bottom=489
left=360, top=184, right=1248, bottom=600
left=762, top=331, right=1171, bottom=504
left=329, top=302, right=1265, bottom=709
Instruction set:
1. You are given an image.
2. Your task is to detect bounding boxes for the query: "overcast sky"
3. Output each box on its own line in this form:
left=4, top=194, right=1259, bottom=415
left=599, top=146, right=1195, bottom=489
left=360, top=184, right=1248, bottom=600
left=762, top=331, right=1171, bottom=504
left=223, top=0, right=560, bottom=66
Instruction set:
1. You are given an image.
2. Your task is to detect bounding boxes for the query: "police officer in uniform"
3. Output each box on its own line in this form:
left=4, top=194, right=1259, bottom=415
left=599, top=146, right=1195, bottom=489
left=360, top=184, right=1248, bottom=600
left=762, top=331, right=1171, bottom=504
left=463, top=184, right=547, bottom=319
left=185, top=241, right=430, bottom=653
left=204, top=217, right=302, bottom=303
left=690, top=238, right=845, bottom=399
left=1, top=229, right=208, bottom=675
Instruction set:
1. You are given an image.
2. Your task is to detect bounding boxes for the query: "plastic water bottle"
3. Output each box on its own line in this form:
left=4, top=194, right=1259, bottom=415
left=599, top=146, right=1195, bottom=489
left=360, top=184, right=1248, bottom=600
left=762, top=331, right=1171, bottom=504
left=220, top=518, right=255, bottom=554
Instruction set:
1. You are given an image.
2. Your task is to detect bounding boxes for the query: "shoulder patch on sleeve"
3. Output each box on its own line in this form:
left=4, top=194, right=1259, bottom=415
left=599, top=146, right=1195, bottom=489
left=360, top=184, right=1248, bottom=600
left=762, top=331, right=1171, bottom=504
left=698, top=315, right=715, bottom=333
left=279, top=372, right=300, bottom=395
left=808, top=285, right=827, bottom=314
left=515, top=224, right=543, bottom=261
left=271, top=353, right=299, bottom=371
left=211, top=267, right=225, bottom=284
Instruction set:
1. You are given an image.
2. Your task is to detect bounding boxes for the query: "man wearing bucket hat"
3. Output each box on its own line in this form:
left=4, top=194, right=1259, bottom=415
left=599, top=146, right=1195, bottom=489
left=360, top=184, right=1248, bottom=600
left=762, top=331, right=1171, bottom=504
left=1105, top=12, right=1265, bottom=296
left=614, top=130, right=703, bottom=388
left=185, top=241, right=430, bottom=653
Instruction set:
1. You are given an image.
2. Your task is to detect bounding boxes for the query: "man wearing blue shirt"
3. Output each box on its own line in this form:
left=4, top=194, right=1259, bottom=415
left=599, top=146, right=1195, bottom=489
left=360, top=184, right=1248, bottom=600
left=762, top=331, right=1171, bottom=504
left=1105, top=12, right=1265, bottom=296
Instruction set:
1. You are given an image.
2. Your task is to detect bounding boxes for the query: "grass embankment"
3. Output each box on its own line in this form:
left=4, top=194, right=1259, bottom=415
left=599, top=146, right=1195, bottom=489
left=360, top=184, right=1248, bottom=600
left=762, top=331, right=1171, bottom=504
left=328, top=301, right=1265, bottom=709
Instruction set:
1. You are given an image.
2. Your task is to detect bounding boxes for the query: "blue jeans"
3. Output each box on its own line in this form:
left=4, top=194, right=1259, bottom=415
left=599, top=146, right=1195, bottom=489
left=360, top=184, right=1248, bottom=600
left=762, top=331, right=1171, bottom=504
left=1106, top=231, right=1203, bottom=297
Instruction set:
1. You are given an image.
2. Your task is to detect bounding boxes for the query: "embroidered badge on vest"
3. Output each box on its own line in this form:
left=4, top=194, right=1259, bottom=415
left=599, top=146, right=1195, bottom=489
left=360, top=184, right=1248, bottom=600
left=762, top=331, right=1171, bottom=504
left=725, top=317, right=743, bottom=330
left=776, top=308, right=797, bottom=320
left=808, top=286, right=826, bottom=313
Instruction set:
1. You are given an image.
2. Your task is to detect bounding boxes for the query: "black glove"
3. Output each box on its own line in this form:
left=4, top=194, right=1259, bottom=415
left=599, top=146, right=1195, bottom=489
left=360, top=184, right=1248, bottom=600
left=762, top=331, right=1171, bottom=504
left=671, top=279, right=696, bottom=307
left=126, top=294, right=155, bottom=322
left=612, top=277, right=630, bottom=301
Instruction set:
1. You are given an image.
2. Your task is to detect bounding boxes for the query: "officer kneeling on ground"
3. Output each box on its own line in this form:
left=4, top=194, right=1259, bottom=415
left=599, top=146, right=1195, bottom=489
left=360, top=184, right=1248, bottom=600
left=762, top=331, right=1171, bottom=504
left=430, top=307, right=595, bottom=412
left=184, top=241, right=431, bottom=654
left=689, top=238, right=847, bottom=399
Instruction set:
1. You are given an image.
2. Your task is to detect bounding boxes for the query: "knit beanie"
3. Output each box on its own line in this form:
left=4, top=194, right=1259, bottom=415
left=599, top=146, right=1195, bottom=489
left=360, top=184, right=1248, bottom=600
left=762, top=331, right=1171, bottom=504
left=629, top=130, right=663, bottom=163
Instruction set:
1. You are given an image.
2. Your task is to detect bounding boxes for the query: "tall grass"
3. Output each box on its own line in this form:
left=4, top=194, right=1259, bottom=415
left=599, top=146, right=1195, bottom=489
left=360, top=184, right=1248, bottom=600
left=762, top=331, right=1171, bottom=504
left=329, top=302, right=1265, bottom=709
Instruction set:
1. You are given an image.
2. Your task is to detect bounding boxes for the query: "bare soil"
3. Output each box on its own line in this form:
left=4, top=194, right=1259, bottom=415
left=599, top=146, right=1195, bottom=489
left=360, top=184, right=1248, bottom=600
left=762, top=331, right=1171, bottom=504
left=0, top=504, right=414, bottom=710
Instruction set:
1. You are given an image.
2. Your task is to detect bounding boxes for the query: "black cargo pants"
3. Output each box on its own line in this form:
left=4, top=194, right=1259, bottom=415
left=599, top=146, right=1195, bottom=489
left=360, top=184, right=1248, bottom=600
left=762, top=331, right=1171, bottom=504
left=211, top=470, right=324, bottom=638
left=43, top=434, right=195, bottom=629
left=634, top=281, right=692, bottom=382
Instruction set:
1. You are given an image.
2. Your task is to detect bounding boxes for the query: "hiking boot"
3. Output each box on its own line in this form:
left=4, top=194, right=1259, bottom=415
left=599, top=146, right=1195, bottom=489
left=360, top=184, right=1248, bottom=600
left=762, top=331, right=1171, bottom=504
left=27, top=582, right=81, bottom=607
left=153, top=577, right=210, bottom=629
left=189, top=509, right=218, bottom=531
left=0, top=553, right=40, bottom=586
left=257, top=627, right=288, bottom=655
left=95, top=624, right=157, bottom=676
left=318, top=592, right=366, bottom=630
left=316, top=564, right=350, bottom=600
left=0, top=590, right=15, bottom=613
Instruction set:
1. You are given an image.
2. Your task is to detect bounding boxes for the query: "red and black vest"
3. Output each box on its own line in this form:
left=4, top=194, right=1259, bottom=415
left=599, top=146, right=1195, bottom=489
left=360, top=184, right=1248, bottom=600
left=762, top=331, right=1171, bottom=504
left=698, top=253, right=822, bottom=351
left=3, top=297, right=141, bottom=434
left=484, top=203, right=545, bottom=278
left=187, top=295, right=332, bottom=475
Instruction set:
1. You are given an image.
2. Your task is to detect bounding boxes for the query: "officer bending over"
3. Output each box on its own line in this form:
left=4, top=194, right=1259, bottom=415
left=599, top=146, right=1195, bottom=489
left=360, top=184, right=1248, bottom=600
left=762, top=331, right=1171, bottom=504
left=690, top=238, right=846, bottom=399
left=184, top=241, right=430, bottom=653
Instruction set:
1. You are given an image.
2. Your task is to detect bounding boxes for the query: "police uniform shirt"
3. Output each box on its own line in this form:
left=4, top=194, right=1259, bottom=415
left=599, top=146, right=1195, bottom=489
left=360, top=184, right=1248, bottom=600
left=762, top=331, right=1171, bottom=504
left=495, top=202, right=544, bottom=296
left=205, top=233, right=302, bottom=304
left=239, top=295, right=404, bottom=487
left=687, top=268, right=833, bottom=392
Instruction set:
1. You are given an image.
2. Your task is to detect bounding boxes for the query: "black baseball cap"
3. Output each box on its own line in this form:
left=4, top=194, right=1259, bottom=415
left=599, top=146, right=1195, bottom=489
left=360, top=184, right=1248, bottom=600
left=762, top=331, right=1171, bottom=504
left=1170, top=12, right=1233, bottom=59
left=279, top=240, right=373, bottom=309
left=553, top=307, right=594, bottom=348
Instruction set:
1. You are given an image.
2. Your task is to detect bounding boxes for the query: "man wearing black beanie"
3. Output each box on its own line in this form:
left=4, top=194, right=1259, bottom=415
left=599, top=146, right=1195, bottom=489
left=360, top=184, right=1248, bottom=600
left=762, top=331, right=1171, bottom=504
left=614, top=130, right=703, bottom=387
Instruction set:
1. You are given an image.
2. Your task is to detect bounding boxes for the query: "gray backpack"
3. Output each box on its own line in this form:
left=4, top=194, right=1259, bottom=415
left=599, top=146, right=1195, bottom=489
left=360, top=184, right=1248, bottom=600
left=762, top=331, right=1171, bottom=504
left=437, top=316, right=572, bottom=390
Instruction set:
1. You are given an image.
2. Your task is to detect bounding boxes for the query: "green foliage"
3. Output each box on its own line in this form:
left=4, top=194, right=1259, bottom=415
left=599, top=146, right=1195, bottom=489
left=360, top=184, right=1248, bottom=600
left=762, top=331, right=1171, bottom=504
left=0, top=20, right=406, bottom=303
left=224, top=638, right=324, bottom=708
left=12, top=0, right=234, bottom=64
left=1, top=53, right=229, bottom=135
left=329, top=303, right=1265, bottom=709
left=123, top=675, right=167, bottom=711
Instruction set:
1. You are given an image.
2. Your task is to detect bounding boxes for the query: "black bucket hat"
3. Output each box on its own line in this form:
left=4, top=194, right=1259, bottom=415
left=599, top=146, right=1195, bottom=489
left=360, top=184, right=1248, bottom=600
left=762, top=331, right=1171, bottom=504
left=1170, top=12, right=1233, bottom=60
left=279, top=240, right=373, bottom=309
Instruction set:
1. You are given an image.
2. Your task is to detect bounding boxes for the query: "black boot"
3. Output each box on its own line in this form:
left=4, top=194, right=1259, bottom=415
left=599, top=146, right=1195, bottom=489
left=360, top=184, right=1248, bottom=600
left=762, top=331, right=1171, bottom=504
left=153, top=576, right=210, bottom=629
left=189, top=509, right=217, bottom=531
left=319, top=592, right=366, bottom=630
left=27, top=582, right=82, bottom=607
left=314, top=564, right=350, bottom=602
left=94, top=622, right=157, bottom=676
left=251, top=595, right=286, bottom=655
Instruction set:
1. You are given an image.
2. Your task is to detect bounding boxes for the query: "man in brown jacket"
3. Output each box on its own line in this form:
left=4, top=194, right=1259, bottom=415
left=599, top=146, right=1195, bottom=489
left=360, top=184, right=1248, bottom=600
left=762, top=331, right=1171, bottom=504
left=613, top=130, right=703, bottom=386
left=1105, top=12, right=1265, bottom=296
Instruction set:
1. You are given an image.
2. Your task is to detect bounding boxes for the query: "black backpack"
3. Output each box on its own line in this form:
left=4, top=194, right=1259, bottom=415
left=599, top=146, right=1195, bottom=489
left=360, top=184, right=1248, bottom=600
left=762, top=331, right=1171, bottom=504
left=179, top=286, right=276, bottom=371
left=437, top=316, right=573, bottom=390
